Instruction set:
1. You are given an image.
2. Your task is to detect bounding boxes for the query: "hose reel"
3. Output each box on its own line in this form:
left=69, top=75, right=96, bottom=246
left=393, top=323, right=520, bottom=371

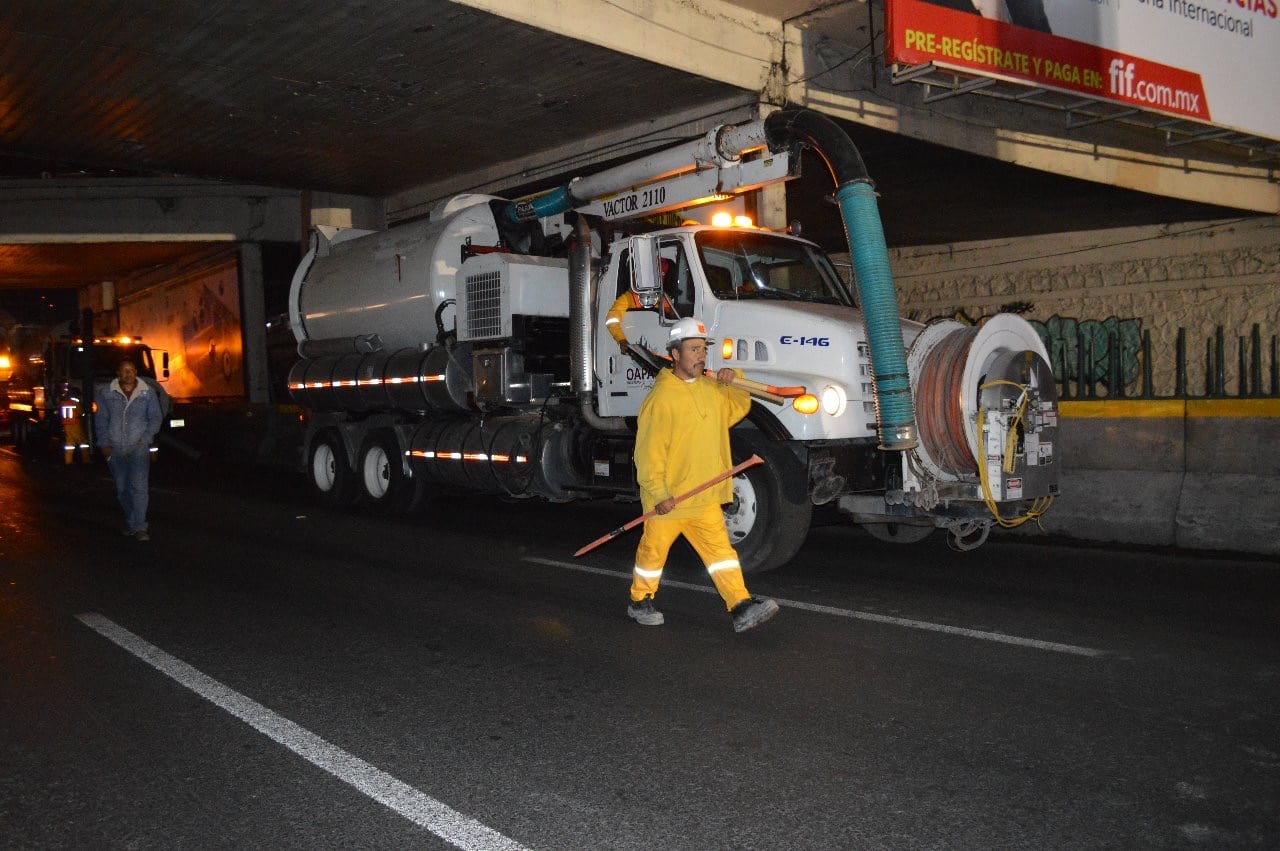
left=905, top=315, right=1060, bottom=527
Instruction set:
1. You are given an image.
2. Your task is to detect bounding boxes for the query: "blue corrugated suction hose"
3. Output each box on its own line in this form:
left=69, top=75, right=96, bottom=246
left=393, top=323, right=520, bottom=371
left=765, top=109, right=918, bottom=450
left=837, top=181, right=916, bottom=449
left=504, top=186, right=571, bottom=223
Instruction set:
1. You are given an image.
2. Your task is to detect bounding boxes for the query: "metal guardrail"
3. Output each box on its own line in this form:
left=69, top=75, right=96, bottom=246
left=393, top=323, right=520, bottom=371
left=1052, top=323, right=1279, bottom=400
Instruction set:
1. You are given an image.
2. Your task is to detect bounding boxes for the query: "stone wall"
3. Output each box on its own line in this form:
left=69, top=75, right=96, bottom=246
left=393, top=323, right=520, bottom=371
left=877, top=215, right=1280, bottom=397
left=861, top=219, right=1280, bottom=556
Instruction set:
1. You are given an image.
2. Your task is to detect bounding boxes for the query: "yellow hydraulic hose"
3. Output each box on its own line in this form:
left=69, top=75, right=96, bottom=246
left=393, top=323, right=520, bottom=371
left=975, top=380, right=1054, bottom=528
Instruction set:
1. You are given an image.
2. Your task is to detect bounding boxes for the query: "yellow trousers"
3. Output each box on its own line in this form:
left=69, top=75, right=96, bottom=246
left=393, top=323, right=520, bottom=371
left=630, top=503, right=750, bottom=611
left=62, top=417, right=88, bottom=464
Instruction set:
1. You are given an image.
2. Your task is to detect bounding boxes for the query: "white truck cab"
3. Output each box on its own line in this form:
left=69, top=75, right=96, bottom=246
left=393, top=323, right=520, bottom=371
left=596, top=224, right=899, bottom=440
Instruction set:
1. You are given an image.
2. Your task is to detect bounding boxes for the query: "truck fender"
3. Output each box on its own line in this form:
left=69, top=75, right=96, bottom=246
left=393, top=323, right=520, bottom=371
left=725, top=429, right=812, bottom=574
left=731, top=427, right=807, bottom=505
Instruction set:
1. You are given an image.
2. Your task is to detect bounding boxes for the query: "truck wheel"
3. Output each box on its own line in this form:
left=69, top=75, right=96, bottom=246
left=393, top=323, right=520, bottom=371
left=309, top=430, right=354, bottom=507
left=724, top=436, right=812, bottom=574
left=15, top=418, right=48, bottom=458
left=356, top=430, right=412, bottom=513
left=11, top=419, right=29, bottom=453
left=862, top=522, right=934, bottom=544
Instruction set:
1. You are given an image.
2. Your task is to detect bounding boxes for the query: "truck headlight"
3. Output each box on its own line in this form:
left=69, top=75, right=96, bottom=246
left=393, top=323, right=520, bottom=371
left=820, top=384, right=847, bottom=417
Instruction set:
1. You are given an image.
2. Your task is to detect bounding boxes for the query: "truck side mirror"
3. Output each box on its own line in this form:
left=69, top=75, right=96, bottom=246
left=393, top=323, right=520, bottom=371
left=161, top=351, right=170, bottom=379
left=628, top=234, right=663, bottom=309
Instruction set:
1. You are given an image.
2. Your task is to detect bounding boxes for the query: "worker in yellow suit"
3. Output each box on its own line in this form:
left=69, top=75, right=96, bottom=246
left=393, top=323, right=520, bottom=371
left=628, top=317, right=780, bottom=633
left=59, top=382, right=89, bottom=464
left=604, top=258, right=676, bottom=356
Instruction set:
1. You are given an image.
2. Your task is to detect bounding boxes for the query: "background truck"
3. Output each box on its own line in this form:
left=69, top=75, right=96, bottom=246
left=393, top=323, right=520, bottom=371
left=287, top=109, right=1059, bottom=572
left=6, top=319, right=170, bottom=457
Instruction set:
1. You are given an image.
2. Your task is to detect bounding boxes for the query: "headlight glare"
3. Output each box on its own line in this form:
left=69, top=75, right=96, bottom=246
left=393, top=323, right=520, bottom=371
left=820, top=384, right=847, bottom=417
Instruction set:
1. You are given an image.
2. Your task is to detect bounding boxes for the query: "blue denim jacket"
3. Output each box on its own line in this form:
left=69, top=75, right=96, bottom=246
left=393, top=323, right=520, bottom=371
left=95, top=379, right=162, bottom=451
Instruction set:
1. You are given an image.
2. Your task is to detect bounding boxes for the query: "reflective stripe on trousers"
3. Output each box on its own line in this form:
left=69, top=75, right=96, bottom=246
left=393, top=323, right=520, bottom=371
left=630, top=503, right=750, bottom=611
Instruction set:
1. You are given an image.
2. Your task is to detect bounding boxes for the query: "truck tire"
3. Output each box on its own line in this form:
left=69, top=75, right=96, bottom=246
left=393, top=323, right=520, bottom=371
left=724, top=434, right=812, bottom=574
left=11, top=418, right=29, bottom=453
left=14, top=417, right=49, bottom=458
left=356, top=430, right=413, bottom=513
left=309, top=430, right=354, bottom=507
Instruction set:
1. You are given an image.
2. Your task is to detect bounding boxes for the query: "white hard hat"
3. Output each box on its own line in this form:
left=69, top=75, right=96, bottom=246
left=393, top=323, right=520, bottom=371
left=667, top=317, right=708, bottom=349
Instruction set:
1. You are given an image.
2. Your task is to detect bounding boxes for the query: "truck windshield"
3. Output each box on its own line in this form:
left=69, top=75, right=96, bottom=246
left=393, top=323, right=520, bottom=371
left=695, top=230, right=853, bottom=306
left=85, top=344, right=154, bottom=379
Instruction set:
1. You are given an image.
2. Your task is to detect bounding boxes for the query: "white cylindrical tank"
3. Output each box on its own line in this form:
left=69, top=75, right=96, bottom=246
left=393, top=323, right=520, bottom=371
left=290, top=195, right=500, bottom=352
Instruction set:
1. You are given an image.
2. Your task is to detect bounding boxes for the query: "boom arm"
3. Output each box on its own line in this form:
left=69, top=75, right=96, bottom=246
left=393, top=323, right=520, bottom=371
left=503, top=122, right=795, bottom=223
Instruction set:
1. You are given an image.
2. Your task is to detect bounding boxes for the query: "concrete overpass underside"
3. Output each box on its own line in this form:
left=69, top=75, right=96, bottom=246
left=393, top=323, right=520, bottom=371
left=1, top=0, right=1275, bottom=294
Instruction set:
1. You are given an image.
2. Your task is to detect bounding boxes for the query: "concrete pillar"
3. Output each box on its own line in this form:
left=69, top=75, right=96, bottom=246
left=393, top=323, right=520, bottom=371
left=754, top=102, right=789, bottom=232
left=309, top=191, right=386, bottom=231
left=238, top=243, right=269, bottom=405
left=756, top=182, right=788, bottom=231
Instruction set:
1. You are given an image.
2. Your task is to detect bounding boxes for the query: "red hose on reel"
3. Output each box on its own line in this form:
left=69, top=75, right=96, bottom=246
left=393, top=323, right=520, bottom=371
left=914, top=327, right=978, bottom=476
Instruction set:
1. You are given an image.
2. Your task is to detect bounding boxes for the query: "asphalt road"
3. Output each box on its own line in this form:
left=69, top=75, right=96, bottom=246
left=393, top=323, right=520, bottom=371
left=2, top=446, right=1278, bottom=850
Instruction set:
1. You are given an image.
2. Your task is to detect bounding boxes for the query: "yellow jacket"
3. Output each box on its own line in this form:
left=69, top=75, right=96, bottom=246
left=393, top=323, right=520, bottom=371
left=604, top=291, right=676, bottom=344
left=635, top=368, right=751, bottom=517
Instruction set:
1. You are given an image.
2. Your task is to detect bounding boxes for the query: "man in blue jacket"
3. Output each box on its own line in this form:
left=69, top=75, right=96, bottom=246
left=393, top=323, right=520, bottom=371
left=95, top=359, right=162, bottom=542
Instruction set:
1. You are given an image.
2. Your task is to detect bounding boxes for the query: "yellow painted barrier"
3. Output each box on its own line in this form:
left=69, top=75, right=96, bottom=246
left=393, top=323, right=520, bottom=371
left=1060, top=398, right=1280, bottom=418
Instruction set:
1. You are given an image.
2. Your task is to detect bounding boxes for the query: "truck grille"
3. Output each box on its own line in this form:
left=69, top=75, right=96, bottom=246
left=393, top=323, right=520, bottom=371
left=464, top=270, right=503, bottom=340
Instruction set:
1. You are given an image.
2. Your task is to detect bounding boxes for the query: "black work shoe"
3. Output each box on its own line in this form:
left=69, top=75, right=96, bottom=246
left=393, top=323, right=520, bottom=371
left=627, top=596, right=664, bottom=626
left=731, top=597, right=779, bottom=633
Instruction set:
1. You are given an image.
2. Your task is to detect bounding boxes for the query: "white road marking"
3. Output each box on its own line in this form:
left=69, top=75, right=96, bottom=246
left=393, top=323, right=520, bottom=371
left=523, top=557, right=1109, bottom=658
left=76, top=613, right=532, bottom=851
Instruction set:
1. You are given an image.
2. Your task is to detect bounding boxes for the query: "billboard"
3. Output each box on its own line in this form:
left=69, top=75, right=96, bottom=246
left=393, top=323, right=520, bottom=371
left=886, top=0, right=1279, bottom=141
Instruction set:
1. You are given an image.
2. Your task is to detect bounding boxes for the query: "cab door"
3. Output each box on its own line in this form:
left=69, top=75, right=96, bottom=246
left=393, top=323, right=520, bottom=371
left=596, top=236, right=693, bottom=417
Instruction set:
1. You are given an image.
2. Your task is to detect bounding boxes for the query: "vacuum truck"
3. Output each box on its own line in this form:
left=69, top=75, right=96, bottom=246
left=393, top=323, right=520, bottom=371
left=287, top=109, right=1058, bottom=572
